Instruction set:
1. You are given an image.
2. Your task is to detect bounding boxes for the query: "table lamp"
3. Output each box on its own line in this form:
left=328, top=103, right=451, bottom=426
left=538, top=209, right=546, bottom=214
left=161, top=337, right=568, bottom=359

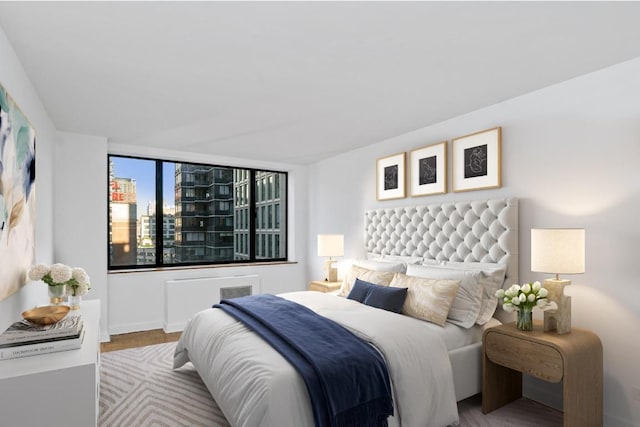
left=531, top=228, right=585, bottom=334
left=317, top=234, right=344, bottom=282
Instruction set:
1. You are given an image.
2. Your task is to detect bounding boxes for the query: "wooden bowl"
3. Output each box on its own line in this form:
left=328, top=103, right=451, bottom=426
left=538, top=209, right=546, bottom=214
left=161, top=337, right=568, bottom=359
left=22, top=305, right=70, bottom=325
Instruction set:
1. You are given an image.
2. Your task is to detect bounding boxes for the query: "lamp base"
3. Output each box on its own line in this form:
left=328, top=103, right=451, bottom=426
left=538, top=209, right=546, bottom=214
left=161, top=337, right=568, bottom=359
left=543, top=278, right=572, bottom=334
left=323, top=258, right=338, bottom=282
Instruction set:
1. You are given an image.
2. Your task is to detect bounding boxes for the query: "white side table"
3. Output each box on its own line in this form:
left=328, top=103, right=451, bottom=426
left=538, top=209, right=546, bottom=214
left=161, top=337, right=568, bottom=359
left=0, top=300, right=101, bottom=427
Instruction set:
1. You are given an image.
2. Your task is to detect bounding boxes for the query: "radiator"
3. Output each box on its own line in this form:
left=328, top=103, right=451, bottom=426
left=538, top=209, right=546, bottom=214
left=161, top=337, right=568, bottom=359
left=163, top=275, right=260, bottom=333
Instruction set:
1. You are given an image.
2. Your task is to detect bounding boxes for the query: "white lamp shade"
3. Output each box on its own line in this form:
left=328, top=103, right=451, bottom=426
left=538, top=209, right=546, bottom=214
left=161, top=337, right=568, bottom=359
left=317, top=234, right=344, bottom=257
left=531, top=228, right=585, bottom=275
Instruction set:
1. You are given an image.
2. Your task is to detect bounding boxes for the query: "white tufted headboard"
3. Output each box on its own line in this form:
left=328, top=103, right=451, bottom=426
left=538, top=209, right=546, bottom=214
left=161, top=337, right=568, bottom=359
left=364, top=198, right=519, bottom=289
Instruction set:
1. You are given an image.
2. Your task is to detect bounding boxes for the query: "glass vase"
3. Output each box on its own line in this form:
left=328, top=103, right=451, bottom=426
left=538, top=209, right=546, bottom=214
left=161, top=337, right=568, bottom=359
left=517, top=307, right=533, bottom=331
left=68, top=294, right=82, bottom=310
left=48, top=284, right=67, bottom=305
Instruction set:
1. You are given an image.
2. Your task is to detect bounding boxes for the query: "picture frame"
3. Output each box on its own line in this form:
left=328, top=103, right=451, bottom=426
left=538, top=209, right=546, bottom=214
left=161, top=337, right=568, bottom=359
left=452, top=126, right=501, bottom=192
left=409, top=141, right=447, bottom=197
left=376, top=152, right=406, bottom=201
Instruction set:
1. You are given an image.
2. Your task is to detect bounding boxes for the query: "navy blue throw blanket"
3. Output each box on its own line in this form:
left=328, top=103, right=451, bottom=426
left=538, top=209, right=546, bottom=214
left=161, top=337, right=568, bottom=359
left=213, top=294, right=393, bottom=427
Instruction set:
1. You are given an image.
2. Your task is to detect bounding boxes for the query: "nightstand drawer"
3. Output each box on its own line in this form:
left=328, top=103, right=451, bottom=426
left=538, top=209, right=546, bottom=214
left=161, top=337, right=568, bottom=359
left=485, top=330, right=564, bottom=382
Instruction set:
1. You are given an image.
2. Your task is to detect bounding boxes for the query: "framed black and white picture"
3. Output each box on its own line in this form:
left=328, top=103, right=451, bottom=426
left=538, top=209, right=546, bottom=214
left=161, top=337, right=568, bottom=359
left=409, top=141, right=447, bottom=197
left=376, top=152, right=406, bottom=201
left=452, top=127, right=501, bottom=192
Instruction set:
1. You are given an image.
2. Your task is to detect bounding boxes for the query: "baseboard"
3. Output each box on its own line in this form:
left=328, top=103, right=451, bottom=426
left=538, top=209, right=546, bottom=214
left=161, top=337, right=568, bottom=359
left=109, top=320, right=163, bottom=336
left=163, top=321, right=186, bottom=334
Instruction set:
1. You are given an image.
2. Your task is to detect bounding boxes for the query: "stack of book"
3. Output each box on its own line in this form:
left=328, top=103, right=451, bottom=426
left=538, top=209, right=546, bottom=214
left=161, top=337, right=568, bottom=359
left=0, top=314, right=85, bottom=360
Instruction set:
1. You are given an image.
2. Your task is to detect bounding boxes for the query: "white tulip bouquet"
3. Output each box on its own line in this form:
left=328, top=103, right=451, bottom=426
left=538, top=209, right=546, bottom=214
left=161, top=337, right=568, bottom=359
left=495, top=281, right=557, bottom=330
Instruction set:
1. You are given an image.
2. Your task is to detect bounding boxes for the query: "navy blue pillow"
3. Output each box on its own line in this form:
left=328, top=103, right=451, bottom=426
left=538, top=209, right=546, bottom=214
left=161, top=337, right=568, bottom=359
left=347, top=278, right=377, bottom=303
left=362, top=285, right=407, bottom=314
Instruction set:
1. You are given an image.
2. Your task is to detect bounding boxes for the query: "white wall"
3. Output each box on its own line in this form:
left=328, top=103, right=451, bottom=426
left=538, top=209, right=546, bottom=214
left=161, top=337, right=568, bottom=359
left=54, top=132, right=109, bottom=340
left=105, top=143, right=309, bottom=334
left=0, top=25, right=57, bottom=328
left=308, top=57, right=640, bottom=427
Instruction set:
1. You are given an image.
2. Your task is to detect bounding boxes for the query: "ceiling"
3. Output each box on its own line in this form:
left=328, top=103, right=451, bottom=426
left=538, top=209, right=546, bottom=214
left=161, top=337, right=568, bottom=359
left=1, top=2, right=640, bottom=165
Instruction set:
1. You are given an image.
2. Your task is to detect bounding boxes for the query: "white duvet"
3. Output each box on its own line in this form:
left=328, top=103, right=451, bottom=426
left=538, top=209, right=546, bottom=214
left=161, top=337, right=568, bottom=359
left=174, top=291, right=459, bottom=427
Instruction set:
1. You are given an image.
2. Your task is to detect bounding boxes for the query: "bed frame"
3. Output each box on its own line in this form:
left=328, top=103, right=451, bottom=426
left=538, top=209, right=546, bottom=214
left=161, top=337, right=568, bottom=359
left=364, top=197, right=519, bottom=400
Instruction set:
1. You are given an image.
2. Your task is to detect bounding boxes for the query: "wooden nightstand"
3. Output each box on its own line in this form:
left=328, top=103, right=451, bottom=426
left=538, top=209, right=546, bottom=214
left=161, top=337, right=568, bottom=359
left=308, top=280, right=341, bottom=293
left=482, top=321, right=602, bottom=427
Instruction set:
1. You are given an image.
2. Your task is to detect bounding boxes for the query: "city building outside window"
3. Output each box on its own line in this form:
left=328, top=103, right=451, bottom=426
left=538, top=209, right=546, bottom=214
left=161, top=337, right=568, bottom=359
left=108, top=155, right=287, bottom=269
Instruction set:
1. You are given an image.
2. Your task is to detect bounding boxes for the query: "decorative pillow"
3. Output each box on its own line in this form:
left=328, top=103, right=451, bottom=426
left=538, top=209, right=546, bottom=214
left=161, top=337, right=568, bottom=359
left=440, top=262, right=507, bottom=325
left=405, top=264, right=483, bottom=328
left=347, top=278, right=377, bottom=303
left=338, top=265, right=396, bottom=297
left=362, top=285, right=408, bottom=314
left=389, top=273, right=460, bottom=327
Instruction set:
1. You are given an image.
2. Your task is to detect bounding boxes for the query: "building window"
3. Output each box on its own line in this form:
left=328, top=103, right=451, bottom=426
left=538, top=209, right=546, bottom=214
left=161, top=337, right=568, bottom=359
left=108, top=155, right=288, bottom=269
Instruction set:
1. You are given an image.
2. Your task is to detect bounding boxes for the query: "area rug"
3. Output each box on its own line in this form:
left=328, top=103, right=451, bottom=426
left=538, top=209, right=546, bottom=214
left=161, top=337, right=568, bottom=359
left=99, top=342, right=561, bottom=427
left=99, top=342, right=229, bottom=427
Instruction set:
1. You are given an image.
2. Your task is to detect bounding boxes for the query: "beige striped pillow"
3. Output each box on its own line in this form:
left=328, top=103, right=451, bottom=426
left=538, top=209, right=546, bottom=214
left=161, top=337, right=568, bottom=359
left=389, top=273, right=460, bottom=326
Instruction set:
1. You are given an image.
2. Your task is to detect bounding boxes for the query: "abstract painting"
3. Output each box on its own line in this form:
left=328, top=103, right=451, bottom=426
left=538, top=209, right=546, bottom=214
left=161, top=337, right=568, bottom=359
left=452, top=127, right=501, bottom=192
left=0, top=81, right=36, bottom=301
left=376, top=152, right=405, bottom=201
left=409, top=140, right=447, bottom=197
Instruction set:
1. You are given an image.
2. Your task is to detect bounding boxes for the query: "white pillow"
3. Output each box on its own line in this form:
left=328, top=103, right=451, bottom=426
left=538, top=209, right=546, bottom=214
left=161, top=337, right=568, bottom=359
left=338, top=265, right=397, bottom=297
left=405, top=264, right=483, bottom=328
left=389, top=273, right=460, bottom=327
left=439, top=262, right=507, bottom=325
left=381, top=255, right=424, bottom=265
left=352, top=259, right=407, bottom=273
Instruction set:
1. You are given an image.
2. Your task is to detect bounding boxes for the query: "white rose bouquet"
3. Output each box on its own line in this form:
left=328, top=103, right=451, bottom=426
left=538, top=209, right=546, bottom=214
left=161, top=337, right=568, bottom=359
left=495, top=281, right=557, bottom=330
left=28, top=263, right=91, bottom=296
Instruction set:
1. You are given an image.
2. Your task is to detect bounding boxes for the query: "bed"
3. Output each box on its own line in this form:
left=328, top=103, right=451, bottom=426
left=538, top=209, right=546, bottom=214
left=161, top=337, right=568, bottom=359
left=174, top=197, right=518, bottom=427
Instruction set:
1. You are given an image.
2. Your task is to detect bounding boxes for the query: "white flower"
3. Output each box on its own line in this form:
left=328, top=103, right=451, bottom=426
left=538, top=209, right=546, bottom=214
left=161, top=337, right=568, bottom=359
left=519, top=293, right=526, bottom=302
left=49, top=263, right=73, bottom=284
left=509, top=284, right=520, bottom=293
left=527, top=294, right=536, bottom=303
left=503, top=303, right=515, bottom=313
left=538, top=287, right=548, bottom=298
left=72, top=268, right=90, bottom=286
left=532, top=281, right=541, bottom=292
left=495, top=289, right=505, bottom=298
left=521, top=283, right=531, bottom=293
left=28, top=264, right=50, bottom=281
left=512, top=297, right=520, bottom=306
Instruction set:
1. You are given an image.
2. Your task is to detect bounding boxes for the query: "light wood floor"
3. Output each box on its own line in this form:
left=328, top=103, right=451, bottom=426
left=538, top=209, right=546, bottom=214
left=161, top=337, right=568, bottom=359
left=101, top=329, right=181, bottom=352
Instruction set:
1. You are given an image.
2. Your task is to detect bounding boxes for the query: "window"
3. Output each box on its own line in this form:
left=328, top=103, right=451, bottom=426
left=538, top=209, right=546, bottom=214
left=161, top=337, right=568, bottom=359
left=108, top=155, right=288, bottom=269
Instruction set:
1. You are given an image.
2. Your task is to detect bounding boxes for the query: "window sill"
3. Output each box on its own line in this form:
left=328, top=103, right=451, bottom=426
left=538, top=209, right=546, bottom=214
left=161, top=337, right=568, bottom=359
left=108, top=260, right=298, bottom=274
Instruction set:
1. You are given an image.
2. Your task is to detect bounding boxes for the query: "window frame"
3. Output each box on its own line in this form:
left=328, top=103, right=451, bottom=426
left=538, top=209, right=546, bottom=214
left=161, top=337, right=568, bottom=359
left=107, top=154, right=288, bottom=271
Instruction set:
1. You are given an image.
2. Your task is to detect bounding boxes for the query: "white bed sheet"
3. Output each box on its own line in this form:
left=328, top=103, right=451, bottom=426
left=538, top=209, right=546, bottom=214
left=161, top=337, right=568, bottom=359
left=435, top=317, right=502, bottom=351
left=330, top=289, right=500, bottom=351
left=174, top=291, right=459, bottom=427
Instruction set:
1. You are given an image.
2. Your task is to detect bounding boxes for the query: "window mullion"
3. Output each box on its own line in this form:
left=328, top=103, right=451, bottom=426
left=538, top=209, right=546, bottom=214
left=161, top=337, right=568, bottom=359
left=249, top=170, right=257, bottom=261
left=155, top=161, right=163, bottom=266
